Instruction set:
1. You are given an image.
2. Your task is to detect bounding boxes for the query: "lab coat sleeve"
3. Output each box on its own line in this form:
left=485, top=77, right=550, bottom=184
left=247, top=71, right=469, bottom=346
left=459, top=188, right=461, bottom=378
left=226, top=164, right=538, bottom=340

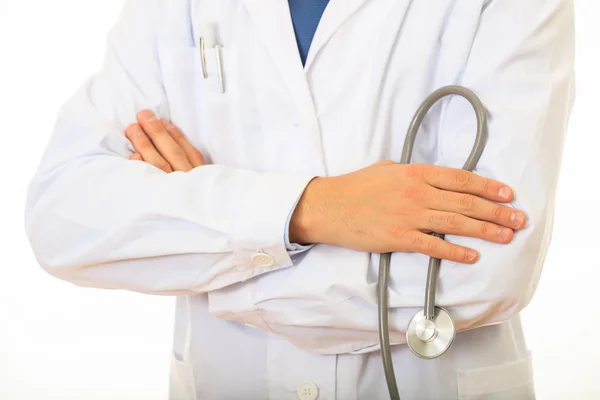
left=24, top=0, right=316, bottom=296
left=433, top=0, right=575, bottom=330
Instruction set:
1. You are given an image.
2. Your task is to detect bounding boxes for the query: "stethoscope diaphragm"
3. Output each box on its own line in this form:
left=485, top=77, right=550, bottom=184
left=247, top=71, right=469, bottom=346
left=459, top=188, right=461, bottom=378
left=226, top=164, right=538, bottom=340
left=406, top=307, right=455, bottom=359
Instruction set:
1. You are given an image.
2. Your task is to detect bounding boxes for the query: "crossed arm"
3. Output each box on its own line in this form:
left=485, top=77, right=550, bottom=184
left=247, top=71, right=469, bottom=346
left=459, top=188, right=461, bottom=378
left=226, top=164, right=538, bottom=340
left=25, top=0, right=574, bottom=333
left=126, top=109, right=527, bottom=264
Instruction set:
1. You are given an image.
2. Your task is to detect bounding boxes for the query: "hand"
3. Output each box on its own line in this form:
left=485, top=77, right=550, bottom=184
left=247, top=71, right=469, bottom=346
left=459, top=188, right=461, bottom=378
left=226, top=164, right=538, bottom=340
left=125, top=109, right=206, bottom=172
left=290, top=161, right=527, bottom=264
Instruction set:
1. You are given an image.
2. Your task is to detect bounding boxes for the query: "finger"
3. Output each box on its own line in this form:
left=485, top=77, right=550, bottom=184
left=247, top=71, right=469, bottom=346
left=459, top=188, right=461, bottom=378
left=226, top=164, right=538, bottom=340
left=129, top=153, right=143, bottom=161
left=137, top=110, right=193, bottom=172
left=125, top=123, right=173, bottom=173
left=407, top=231, right=479, bottom=264
left=421, top=165, right=514, bottom=203
left=419, top=211, right=514, bottom=244
left=161, top=120, right=206, bottom=168
left=429, top=189, right=527, bottom=230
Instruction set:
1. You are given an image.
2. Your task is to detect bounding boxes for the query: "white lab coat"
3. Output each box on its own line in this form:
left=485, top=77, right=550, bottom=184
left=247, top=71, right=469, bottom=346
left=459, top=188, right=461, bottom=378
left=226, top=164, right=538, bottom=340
left=25, top=0, right=575, bottom=398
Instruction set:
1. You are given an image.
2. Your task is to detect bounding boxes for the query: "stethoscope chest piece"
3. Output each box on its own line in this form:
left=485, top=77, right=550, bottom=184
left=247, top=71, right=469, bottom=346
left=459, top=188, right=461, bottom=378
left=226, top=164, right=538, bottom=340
left=406, top=307, right=455, bottom=359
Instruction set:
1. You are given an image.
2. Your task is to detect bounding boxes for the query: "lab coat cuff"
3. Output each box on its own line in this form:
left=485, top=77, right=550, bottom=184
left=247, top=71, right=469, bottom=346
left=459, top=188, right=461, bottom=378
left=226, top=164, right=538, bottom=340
left=232, top=172, right=316, bottom=280
left=284, top=194, right=316, bottom=254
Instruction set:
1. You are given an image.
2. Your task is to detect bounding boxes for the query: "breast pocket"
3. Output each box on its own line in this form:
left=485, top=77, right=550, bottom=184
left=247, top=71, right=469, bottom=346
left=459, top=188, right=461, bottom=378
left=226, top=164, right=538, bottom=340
left=457, top=352, right=535, bottom=399
left=158, top=43, right=240, bottom=166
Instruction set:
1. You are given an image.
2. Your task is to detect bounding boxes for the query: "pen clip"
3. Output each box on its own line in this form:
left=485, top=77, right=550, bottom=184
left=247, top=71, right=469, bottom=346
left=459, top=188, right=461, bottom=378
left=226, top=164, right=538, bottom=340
left=195, top=21, right=226, bottom=94
left=199, top=22, right=216, bottom=80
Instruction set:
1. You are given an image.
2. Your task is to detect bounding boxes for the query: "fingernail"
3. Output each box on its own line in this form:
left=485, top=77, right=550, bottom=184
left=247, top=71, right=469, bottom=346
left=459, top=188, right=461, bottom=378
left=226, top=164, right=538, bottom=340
left=130, top=126, right=143, bottom=136
left=138, top=110, right=156, bottom=122
left=497, top=227, right=512, bottom=241
left=498, top=186, right=512, bottom=200
left=510, top=212, right=525, bottom=228
left=466, top=250, right=478, bottom=261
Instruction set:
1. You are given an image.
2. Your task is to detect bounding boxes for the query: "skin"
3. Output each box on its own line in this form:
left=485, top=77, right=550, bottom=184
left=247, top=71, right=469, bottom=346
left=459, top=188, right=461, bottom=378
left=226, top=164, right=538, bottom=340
left=126, top=109, right=205, bottom=171
left=127, top=109, right=527, bottom=264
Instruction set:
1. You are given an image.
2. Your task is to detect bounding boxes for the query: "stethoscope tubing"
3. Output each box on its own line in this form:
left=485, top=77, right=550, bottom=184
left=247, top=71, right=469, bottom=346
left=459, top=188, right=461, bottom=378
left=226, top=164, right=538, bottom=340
left=378, top=85, right=488, bottom=400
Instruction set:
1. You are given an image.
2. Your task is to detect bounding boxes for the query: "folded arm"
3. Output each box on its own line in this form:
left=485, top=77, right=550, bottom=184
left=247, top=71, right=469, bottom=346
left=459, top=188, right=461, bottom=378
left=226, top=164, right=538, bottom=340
left=402, top=0, right=576, bottom=328
left=291, top=0, right=575, bottom=328
left=24, top=0, right=315, bottom=296
left=436, top=0, right=576, bottom=327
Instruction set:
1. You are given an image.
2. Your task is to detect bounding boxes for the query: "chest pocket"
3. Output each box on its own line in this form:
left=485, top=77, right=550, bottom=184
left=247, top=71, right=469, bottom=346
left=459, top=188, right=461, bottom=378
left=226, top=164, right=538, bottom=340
left=158, top=42, right=243, bottom=167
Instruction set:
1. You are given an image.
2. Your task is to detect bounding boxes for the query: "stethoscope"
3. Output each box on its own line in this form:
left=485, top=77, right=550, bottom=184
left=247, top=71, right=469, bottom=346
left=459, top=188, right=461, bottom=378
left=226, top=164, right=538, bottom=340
left=377, top=85, right=488, bottom=400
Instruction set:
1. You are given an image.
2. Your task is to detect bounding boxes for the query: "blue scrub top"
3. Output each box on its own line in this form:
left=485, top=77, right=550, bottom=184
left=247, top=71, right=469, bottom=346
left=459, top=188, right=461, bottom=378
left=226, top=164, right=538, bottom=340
left=288, top=0, right=330, bottom=65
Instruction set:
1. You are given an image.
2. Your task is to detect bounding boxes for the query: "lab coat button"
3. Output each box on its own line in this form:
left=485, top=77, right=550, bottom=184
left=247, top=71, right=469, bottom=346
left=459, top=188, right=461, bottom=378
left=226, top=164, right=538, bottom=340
left=251, top=253, right=275, bottom=268
left=297, top=381, right=319, bottom=400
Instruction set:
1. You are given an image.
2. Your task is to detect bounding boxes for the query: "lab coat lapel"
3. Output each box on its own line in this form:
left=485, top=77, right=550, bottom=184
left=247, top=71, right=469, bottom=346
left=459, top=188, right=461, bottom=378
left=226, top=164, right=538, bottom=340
left=304, top=0, right=414, bottom=71
left=304, top=0, right=373, bottom=70
left=240, top=0, right=328, bottom=174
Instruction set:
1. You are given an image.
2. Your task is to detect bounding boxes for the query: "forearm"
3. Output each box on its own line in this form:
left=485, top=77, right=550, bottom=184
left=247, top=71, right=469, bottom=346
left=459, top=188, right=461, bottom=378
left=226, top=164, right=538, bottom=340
left=290, top=0, right=575, bottom=329
left=25, top=116, right=314, bottom=295
left=288, top=177, right=330, bottom=245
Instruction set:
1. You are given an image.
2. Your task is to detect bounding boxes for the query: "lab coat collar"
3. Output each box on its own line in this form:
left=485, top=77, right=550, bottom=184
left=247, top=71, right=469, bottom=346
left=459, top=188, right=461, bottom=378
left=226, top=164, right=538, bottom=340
left=240, top=0, right=377, bottom=75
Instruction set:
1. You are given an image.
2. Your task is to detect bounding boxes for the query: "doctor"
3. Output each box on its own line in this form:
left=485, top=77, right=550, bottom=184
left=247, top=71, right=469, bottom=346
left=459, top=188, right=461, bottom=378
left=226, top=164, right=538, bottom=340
left=25, top=0, right=575, bottom=399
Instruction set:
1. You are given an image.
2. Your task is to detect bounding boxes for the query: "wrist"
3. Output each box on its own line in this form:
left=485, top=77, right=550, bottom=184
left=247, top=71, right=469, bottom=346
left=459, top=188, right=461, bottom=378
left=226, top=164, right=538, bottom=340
left=289, top=177, right=332, bottom=245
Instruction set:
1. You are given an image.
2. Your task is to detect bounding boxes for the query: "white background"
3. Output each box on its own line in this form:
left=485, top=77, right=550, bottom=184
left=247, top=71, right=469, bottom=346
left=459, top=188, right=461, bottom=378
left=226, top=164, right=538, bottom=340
left=0, top=1, right=598, bottom=399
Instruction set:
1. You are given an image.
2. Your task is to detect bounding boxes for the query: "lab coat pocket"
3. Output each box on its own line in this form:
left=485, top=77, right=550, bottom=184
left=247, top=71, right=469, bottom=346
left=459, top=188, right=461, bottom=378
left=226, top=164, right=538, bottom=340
left=457, top=352, right=535, bottom=400
left=160, top=44, right=230, bottom=105
left=160, top=32, right=279, bottom=172
left=158, top=43, right=242, bottom=167
left=169, top=351, right=197, bottom=400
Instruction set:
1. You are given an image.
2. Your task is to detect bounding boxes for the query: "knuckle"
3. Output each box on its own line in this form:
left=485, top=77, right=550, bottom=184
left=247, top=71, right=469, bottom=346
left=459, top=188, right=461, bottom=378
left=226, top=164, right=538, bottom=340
left=421, top=164, right=438, bottom=181
left=424, top=237, right=439, bottom=252
left=459, top=194, right=476, bottom=210
left=437, top=189, right=452, bottom=205
left=482, top=178, right=492, bottom=194
left=405, top=164, right=424, bottom=178
left=164, top=124, right=183, bottom=139
left=453, top=169, right=472, bottom=188
left=173, top=148, right=188, bottom=161
left=144, top=124, right=160, bottom=137
left=479, top=222, right=490, bottom=236
left=411, top=234, right=425, bottom=250
left=428, top=213, right=442, bottom=227
left=159, top=163, right=173, bottom=173
left=137, top=136, right=152, bottom=150
left=446, top=245, right=459, bottom=261
left=491, top=205, right=503, bottom=219
left=389, top=224, right=409, bottom=241
left=402, top=185, right=425, bottom=200
left=445, top=214, right=461, bottom=229
left=171, top=129, right=184, bottom=140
